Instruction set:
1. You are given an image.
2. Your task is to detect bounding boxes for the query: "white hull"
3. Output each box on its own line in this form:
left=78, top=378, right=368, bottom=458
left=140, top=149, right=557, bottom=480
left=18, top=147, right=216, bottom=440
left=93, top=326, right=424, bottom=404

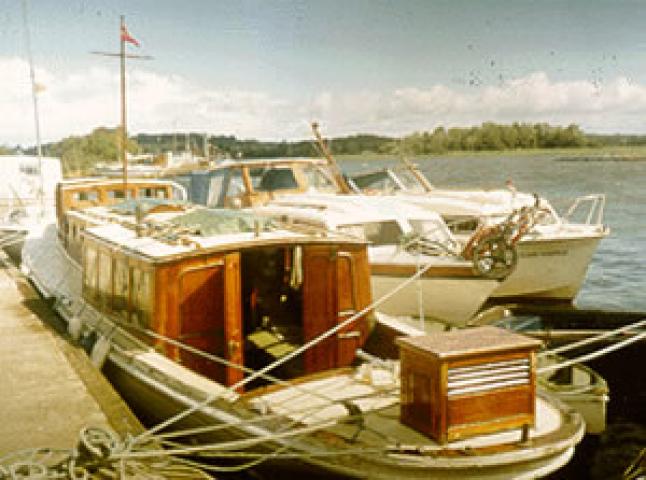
left=493, top=233, right=605, bottom=300
left=371, top=274, right=499, bottom=325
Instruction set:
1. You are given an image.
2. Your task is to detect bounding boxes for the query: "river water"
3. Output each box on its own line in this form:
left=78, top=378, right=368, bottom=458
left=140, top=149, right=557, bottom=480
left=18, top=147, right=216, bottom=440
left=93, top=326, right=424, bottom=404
left=342, top=153, right=646, bottom=312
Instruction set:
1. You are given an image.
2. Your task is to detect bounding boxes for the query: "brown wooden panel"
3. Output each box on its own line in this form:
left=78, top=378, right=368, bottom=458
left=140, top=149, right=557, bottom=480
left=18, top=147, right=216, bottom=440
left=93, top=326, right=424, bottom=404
left=448, top=413, right=533, bottom=442
left=178, top=260, right=227, bottom=382
left=448, top=386, right=533, bottom=426
left=302, top=245, right=338, bottom=373
left=335, top=252, right=360, bottom=366
left=336, top=247, right=372, bottom=366
left=223, top=253, right=243, bottom=386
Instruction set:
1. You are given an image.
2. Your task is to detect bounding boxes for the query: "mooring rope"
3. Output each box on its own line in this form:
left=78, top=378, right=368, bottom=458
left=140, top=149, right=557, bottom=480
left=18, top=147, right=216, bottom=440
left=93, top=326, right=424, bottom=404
left=538, top=318, right=646, bottom=357
left=537, top=329, right=646, bottom=374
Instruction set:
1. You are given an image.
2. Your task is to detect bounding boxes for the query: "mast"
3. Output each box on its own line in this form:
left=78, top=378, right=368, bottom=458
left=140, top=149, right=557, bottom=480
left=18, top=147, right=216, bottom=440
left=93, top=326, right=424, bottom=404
left=310, top=122, right=351, bottom=194
left=21, top=0, right=44, bottom=214
left=400, top=156, right=433, bottom=192
left=92, top=17, right=151, bottom=195
left=120, top=15, right=128, bottom=193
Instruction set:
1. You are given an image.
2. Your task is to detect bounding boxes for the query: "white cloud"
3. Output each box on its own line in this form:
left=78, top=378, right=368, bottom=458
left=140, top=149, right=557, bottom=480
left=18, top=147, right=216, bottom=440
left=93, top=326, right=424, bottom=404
left=4, top=56, right=646, bottom=147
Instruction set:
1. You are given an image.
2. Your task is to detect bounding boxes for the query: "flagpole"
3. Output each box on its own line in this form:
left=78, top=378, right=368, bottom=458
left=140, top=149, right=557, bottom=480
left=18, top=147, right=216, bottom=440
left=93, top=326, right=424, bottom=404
left=21, top=0, right=44, bottom=215
left=92, top=17, right=150, bottom=192
left=120, top=15, right=128, bottom=194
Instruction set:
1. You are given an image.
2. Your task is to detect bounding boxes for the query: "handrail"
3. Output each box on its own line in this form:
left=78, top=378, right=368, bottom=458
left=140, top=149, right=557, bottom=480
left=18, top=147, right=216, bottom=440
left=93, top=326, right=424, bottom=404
left=562, top=194, right=606, bottom=226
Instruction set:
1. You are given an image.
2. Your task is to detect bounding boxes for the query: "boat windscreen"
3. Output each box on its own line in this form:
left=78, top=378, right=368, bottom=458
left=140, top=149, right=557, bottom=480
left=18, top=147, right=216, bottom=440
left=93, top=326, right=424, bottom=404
left=350, top=171, right=399, bottom=192
left=395, top=169, right=430, bottom=193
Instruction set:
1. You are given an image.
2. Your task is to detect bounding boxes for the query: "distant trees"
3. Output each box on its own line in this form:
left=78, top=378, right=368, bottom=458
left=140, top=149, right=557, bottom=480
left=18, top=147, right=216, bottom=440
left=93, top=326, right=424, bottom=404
left=392, top=122, right=588, bottom=154
left=19, top=121, right=616, bottom=177
left=134, top=133, right=395, bottom=159
left=41, top=127, right=138, bottom=175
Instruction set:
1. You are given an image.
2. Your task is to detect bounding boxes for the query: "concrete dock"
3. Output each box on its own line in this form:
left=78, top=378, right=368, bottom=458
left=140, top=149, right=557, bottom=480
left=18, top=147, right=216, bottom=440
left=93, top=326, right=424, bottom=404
left=0, top=257, right=143, bottom=455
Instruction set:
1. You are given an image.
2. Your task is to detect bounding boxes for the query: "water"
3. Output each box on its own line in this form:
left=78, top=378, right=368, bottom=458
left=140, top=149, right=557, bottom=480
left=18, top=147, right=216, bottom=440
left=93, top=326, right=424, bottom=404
left=342, top=153, right=646, bottom=312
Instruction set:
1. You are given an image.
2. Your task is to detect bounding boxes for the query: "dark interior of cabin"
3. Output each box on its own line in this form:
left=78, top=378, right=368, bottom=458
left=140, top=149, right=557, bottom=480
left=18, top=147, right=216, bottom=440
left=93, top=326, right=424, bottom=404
left=240, top=246, right=304, bottom=381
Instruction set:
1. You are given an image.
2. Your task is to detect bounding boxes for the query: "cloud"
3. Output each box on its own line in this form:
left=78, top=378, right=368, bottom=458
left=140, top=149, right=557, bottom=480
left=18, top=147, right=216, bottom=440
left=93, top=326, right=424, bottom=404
left=303, top=72, right=646, bottom=137
left=4, top=56, right=646, bottom=146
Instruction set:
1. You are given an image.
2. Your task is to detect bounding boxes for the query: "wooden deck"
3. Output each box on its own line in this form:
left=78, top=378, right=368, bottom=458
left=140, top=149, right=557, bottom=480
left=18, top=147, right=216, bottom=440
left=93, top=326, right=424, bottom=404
left=0, top=256, right=143, bottom=454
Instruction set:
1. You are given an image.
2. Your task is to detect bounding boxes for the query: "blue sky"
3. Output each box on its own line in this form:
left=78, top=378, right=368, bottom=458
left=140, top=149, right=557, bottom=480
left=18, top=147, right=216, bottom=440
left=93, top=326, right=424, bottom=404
left=3, top=0, right=646, bottom=145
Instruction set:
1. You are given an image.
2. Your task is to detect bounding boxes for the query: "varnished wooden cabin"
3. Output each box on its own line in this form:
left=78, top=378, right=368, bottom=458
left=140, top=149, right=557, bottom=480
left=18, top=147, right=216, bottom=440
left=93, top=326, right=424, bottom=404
left=57, top=179, right=373, bottom=389
left=57, top=178, right=187, bottom=261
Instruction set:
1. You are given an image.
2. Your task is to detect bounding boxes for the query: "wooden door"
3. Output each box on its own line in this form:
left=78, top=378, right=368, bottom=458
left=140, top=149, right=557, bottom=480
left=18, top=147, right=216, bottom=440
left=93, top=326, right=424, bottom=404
left=302, top=245, right=368, bottom=373
left=335, top=251, right=365, bottom=365
left=178, top=253, right=243, bottom=386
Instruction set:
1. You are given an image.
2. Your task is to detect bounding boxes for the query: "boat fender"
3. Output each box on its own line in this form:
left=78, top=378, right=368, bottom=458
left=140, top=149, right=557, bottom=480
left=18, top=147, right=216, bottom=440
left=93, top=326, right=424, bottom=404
left=90, top=335, right=111, bottom=369
left=79, top=330, right=98, bottom=354
left=68, top=315, right=83, bottom=341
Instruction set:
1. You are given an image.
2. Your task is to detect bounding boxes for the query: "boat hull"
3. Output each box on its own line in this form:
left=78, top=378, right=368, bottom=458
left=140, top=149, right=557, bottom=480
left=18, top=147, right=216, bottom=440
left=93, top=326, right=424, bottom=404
left=103, top=354, right=582, bottom=480
left=491, top=234, right=604, bottom=301
left=371, top=273, right=499, bottom=325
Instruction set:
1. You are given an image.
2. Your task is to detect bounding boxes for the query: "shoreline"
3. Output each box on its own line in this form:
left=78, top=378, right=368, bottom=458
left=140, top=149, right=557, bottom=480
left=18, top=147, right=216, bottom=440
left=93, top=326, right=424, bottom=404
left=336, top=145, right=646, bottom=161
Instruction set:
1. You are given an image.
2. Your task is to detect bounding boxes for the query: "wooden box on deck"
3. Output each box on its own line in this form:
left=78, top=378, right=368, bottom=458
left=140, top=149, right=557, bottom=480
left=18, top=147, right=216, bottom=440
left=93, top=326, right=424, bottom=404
left=396, top=326, right=541, bottom=444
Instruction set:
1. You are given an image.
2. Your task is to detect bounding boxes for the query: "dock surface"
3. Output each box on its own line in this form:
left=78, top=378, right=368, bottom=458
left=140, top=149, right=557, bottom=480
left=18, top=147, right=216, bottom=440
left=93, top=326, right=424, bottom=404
left=0, top=258, right=143, bottom=455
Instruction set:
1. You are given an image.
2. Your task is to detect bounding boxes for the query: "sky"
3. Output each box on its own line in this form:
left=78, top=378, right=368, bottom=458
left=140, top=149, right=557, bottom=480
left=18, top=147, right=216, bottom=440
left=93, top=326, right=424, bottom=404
left=3, top=0, right=646, bottom=146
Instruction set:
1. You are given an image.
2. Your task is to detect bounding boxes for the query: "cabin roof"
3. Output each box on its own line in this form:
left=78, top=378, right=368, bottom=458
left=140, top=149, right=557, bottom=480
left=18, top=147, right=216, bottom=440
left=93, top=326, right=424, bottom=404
left=258, top=194, right=445, bottom=229
left=82, top=206, right=365, bottom=262
left=58, top=177, right=183, bottom=189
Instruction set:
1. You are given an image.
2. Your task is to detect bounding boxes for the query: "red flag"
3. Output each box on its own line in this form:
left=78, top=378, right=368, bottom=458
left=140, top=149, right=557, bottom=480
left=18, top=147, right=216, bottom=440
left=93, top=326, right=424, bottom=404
left=120, top=24, right=140, bottom=47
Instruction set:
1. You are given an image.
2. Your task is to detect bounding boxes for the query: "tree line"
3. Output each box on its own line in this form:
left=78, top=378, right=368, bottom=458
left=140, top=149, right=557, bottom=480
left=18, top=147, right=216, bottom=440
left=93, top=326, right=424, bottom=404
left=396, top=122, right=587, bottom=155
left=6, top=122, right=645, bottom=175
left=134, top=132, right=394, bottom=159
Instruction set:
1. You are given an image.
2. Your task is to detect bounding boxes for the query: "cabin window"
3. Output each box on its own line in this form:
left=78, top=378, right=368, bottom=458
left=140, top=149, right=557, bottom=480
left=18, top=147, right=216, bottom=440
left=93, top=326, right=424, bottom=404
left=98, top=250, right=113, bottom=310
left=304, top=166, right=337, bottom=192
left=131, top=267, right=152, bottom=328
left=205, top=171, right=226, bottom=206
left=138, top=187, right=169, bottom=199
left=108, top=189, right=126, bottom=200
left=83, top=245, right=98, bottom=301
left=172, top=185, right=186, bottom=201
left=19, top=164, right=40, bottom=175
left=351, top=172, right=398, bottom=193
left=256, top=168, right=297, bottom=192
left=74, top=190, right=98, bottom=202
left=227, top=169, right=246, bottom=195
left=113, top=258, right=129, bottom=317
left=248, top=168, right=264, bottom=188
